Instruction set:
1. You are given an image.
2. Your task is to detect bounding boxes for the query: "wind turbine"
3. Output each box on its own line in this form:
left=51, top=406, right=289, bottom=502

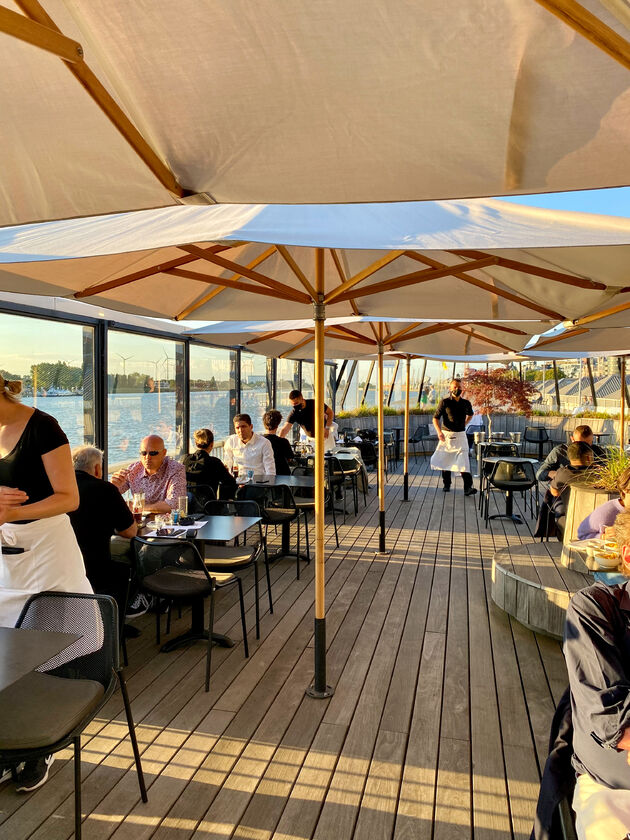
left=116, top=353, right=134, bottom=377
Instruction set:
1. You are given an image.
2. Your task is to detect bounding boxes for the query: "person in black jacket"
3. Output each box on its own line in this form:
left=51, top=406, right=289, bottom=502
left=183, top=428, right=237, bottom=497
left=262, top=410, right=294, bottom=475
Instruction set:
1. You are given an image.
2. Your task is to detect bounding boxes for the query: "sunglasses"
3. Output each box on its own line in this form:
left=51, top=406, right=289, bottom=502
left=140, top=450, right=160, bottom=457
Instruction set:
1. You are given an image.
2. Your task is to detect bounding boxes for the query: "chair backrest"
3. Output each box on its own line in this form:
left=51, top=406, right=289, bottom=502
left=132, top=536, right=209, bottom=584
left=524, top=426, right=549, bottom=443
left=490, top=459, right=537, bottom=486
left=236, top=482, right=297, bottom=518
left=16, top=591, right=117, bottom=685
left=358, top=441, right=377, bottom=463
left=187, top=483, right=216, bottom=513
left=485, top=443, right=518, bottom=458
left=205, top=499, right=261, bottom=519
left=412, top=425, right=428, bottom=442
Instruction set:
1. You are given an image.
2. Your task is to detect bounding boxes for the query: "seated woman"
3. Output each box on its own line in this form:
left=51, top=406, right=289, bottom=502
left=183, top=428, right=237, bottom=498
left=577, top=465, right=630, bottom=540
left=262, top=409, right=294, bottom=475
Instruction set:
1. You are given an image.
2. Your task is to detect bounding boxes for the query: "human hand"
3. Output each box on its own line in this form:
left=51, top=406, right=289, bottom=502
left=438, top=431, right=445, bottom=443
left=548, top=470, right=557, bottom=479
left=111, top=469, right=129, bottom=489
left=0, top=486, right=28, bottom=507
left=0, top=503, right=8, bottom=526
left=324, top=427, right=330, bottom=439
left=618, top=727, right=630, bottom=752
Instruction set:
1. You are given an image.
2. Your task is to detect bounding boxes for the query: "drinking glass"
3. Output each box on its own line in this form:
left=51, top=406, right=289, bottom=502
left=177, top=495, right=188, bottom=516
left=131, top=492, right=145, bottom=524
left=246, top=468, right=255, bottom=483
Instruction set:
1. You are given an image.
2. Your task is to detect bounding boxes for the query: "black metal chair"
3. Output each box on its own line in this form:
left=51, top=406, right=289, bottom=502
left=478, top=443, right=519, bottom=510
left=523, top=427, right=551, bottom=460
left=187, top=483, right=216, bottom=514
left=409, top=424, right=431, bottom=457
left=204, top=499, right=272, bottom=639
left=0, top=592, right=147, bottom=839
left=291, top=464, right=340, bottom=548
left=132, top=536, right=248, bottom=690
left=236, top=483, right=310, bottom=578
left=483, top=460, right=538, bottom=527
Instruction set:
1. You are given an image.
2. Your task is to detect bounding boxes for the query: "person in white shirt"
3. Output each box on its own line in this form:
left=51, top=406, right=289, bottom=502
left=223, top=414, right=276, bottom=476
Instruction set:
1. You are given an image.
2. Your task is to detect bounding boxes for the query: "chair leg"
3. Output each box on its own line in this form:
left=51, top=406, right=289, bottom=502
left=165, top=603, right=172, bottom=636
left=237, top=578, right=249, bottom=657
left=73, top=737, right=82, bottom=840
left=118, top=670, right=148, bottom=800
left=264, top=553, right=273, bottom=614
left=254, top=561, right=260, bottom=640
left=302, top=511, right=311, bottom=562
left=329, top=492, right=339, bottom=548
left=155, top=608, right=161, bottom=645
left=205, top=590, right=215, bottom=692
left=296, top=516, right=301, bottom=580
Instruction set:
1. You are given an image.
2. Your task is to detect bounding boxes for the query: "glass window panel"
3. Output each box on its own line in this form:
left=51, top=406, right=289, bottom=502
left=276, top=359, right=299, bottom=417
left=326, top=363, right=336, bottom=410
left=301, top=362, right=314, bottom=399
left=107, top=331, right=184, bottom=471
left=0, top=311, right=95, bottom=448
left=189, top=343, right=236, bottom=450
left=240, top=351, right=270, bottom=431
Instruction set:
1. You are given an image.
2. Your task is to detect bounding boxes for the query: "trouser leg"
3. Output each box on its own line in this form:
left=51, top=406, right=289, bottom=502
left=462, top=472, right=473, bottom=491
left=441, top=470, right=451, bottom=488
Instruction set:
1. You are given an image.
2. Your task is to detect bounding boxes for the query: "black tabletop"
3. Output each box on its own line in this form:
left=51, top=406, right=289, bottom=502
left=251, top=474, right=315, bottom=488
left=195, top=515, right=262, bottom=542
left=0, top=627, right=81, bottom=693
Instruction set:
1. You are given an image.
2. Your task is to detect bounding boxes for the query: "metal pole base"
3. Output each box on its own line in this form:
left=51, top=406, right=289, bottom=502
left=307, top=617, right=334, bottom=699
left=403, top=472, right=409, bottom=501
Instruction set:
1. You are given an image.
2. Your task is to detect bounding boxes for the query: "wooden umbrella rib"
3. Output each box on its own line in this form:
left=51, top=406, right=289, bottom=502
left=334, top=257, right=499, bottom=303
left=0, top=4, right=82, bottom=61
left=571, top=300, right=630, bottom=327
left=324, top=328, right=377, bottom=346
left=178, top=244, right=312, bottom=303
left=533, top=0, right=630, bottom=70
left=385, top=322, right=427, bottom=344
left=532, top=327, right=591, bottom=348
left=394, top=323, right=460, bottom=343
left=324, top=250, right=407, bottom=304
left=175, top=285, right=226, bottom=319
left=279, top=335, right=315, bottom=358
left=73, top=244, right=231, bottom=299
left=469, top=322, right=529, bottom=335
left=448, top=249, right=606, bottom=290
left=16, top=0, right=184, bottom=196
left=275, top=245, right=317, bottom=299
left=405, top=251, right=564, bottom=319
left=329, top=249, right=368, bottom=322
left=451, top=326, right=514, bottom=353
left=167, top=267, right=305, bottom=302
left=325, top=324, right=377, bottom=344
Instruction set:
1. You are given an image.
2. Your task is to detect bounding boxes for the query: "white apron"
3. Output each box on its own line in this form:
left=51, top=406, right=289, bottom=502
left=0, top=513, right=93, bottom=627
left=430, top=431, right=470, bottom=474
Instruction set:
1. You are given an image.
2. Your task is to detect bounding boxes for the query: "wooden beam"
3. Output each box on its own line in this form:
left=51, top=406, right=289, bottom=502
left=448, top=249, right=606, bottom=291
left=275, top=245, right=317, bottom=299
left=332, top=257, right=499, bottom=304
left=531, top=327, right=591, bottom=348
left=404, top=252, right=564, bottom=320
left=324, top=250, right=407, bottom=305
left=468, top=321, right=529, bottom=336
left=533, top=0, right=630, bottom=70
left=329, top=248, right=369, bottom=325
left=325, top=324, right=377, bottom=344
left=279, top=334, right=315, bottom=358
left=167, top=267, right=306, bottom=303
left=73, top=243, right=232, bottom=299
left=385, top=322, right=427, bottom=344
left=0, top=4, right=82, bottom=61
left=451, top=326, right=514, bottom=353
left=571, top=299, right=630, bottom=327
left=16, top=0, right=184, bottom=196
left=244, top=329, right=295, bottom=345
left=324, top=327, right=377, bottom=346
left=174, top=245, right=277, bottom=320
left=177, top=244, right=312, bottom=303
left=392, top=322, right=461, bottom=344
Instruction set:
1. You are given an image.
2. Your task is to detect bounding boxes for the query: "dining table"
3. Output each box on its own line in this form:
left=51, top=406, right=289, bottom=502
left=0, top=627, right=81, bottom=693
left=474, top=439, right=522, bottom=478
left=158, top=514, right=262, bottom=654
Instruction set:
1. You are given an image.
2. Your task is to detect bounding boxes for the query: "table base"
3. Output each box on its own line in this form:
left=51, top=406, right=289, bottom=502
left=161, top=629, right=234, bottom=652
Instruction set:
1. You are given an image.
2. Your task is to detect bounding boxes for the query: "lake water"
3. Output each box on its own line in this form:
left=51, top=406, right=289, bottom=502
left=23, top=390, right=270, bottom=462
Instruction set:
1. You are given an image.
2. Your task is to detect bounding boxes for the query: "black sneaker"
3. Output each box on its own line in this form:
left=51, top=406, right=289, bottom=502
left=125, top=593, right=150, bottom=619
left=442, top=486, right=451, bottom=492
left=464, top=487, right=478, bottom=496
left=15, top=755, right=54, bottom=793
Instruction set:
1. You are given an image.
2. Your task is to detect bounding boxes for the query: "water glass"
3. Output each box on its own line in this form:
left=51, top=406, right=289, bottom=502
left=177, top=495, right=188, bottom=516
left=246, top=468, right=255, bottom=483
left=170, top=509, right=180, bottom=525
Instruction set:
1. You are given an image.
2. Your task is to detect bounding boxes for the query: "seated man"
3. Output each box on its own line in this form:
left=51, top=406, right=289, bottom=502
left=262, top=409, right=294, bottom=475
left=223, top=414, right=275, bottom=476
left=578, top=465, right=630, bottom=540
left=69, top=445, right=137, bottom=615
left=564, top=510, right=630, bottom=839
left=111, top=434, right=187, bottom=512
left=547, top=441, right=594, bottom=538
left=536, top=425, right=604, bottom=484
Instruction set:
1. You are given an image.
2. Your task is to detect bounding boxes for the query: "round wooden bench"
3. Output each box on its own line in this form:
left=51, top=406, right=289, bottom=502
left=491, top=542, right=593, bottom=639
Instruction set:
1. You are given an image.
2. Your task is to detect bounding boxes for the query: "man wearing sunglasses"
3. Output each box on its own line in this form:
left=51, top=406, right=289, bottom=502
left=112, top=434, right=186, bottom=513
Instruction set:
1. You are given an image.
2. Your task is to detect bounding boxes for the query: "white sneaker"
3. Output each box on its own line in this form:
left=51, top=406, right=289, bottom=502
left=125, top=593, right=150, bottom=619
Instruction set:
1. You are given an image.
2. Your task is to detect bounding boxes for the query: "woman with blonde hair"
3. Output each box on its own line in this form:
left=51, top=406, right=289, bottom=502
left=182, top=428, right=236, bottom=497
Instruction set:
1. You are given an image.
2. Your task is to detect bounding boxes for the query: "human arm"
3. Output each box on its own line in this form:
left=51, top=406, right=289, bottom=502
left=111, top=486, right=138, bottom=539
left=111, top=469, right=130, bottom=494
left=278, top=421, right=293, bottom=439
left=324, top=405, right=334, bottom=440
left=577, top=501, right=621, bottom=541
left=261, top=438, right=276, bottom=476
left=223, top=438, right=234, bottom=470
left=536, top=447, right=561, bottom=482
left=3, top=444, right=79, bottom=521
left=0, top=486, right=29, bottom=507
left=432, top=400, right=445, bottom=442
left=153, top=462, right=188, bottom=512
left=564, top=585, right=630, bottom=750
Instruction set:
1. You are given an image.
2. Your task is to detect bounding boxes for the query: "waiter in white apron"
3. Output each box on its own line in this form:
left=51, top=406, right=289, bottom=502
left=431, top=378, right=478, bottom=496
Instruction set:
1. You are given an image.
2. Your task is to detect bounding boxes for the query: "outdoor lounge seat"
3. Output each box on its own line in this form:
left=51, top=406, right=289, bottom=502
left=0, top=592, right=147, bottom=840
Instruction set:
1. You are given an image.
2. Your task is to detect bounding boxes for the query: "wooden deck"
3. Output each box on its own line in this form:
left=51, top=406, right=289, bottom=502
left=0, top=457, right=570, bottom=840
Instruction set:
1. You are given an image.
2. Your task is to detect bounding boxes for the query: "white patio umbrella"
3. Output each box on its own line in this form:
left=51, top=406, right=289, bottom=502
left=2, top=0, right=630, bottom=226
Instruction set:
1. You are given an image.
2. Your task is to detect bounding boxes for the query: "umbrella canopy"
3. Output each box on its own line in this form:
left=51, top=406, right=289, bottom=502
left=1, top=200, right=630, bottom=323
left=185, top=318, right=545, bottom=358
left=525, top=326, right=630, bottom=356
left=2, top=0, right=630, bottom=225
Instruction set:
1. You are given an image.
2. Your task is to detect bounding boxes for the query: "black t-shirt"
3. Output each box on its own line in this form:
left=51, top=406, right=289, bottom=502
left=69, top=470, right=134, bottom=588
left=182, top=450, right=237, bottom=496
left=0, top=409, right=68, bottom=520
left=287, top=399, right=330, bottom=438
left=433, top=397, right=473, bottom=432
left=264, top=434, right=294, bottom=475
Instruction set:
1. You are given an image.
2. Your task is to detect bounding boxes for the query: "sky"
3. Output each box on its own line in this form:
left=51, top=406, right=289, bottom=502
left=496, top=187, right=630, bottom=219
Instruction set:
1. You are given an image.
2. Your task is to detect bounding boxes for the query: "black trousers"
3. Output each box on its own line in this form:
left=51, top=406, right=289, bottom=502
left=442, top=469, right=472, bottom=490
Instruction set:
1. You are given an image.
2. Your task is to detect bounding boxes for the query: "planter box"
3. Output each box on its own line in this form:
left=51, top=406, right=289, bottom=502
left=560, top=482, right=618, bottom=569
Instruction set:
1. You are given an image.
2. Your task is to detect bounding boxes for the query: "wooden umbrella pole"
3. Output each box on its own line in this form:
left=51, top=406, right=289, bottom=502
left=403, top=355, right=411, bottom=501
left=306, top=248, right=333, bottom=699
left=621, top=356, right=626, bottom=454
left=377, top=332, right=387, bottom=552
